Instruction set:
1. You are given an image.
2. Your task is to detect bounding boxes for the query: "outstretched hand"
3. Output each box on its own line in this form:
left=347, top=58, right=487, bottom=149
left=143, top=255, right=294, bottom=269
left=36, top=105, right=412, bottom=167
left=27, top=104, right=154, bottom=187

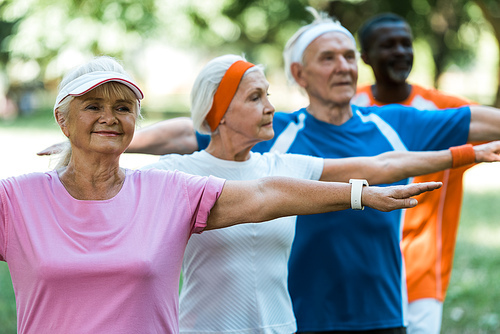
left=474, top=140, right=500, bottom=163
left=363, top=182, right=442, bottom=212
left=37, top=142, right=65, bottom=156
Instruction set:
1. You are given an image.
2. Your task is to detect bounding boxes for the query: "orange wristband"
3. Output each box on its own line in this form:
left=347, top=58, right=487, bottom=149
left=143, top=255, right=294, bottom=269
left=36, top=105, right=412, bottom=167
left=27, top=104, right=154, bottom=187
left=450, top=144, right=475, bottom=168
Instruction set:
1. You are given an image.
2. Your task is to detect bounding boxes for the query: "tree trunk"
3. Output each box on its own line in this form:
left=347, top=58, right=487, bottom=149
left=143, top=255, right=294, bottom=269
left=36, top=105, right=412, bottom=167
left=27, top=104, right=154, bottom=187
left=475, top=0, right=500, bottom=107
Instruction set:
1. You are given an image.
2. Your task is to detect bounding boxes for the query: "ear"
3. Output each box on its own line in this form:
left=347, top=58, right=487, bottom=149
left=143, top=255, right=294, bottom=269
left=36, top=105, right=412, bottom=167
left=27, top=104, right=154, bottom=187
left=290, top=62, right=307, bottom=89
left=55, top=110, right=70, bottom=138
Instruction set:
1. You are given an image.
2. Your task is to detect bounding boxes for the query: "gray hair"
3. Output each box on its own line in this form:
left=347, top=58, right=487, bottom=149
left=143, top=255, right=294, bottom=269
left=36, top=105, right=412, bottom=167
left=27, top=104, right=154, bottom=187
left=54, top=56, right=141, bottom=169
left=283, top=7, right=356, bottom=85
left=190, top=54, right=264, bottom=134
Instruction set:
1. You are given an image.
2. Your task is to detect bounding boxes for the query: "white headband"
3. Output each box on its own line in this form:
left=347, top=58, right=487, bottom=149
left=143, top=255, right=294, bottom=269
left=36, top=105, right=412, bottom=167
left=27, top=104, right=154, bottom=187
left=54, top=71, right=144, bottom=111
left=291, top=22, right=357, bottom=63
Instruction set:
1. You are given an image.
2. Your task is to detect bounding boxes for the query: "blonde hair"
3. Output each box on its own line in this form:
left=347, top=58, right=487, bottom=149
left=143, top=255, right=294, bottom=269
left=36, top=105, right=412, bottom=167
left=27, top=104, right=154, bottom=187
left=54, top=57, right=140, bottom=168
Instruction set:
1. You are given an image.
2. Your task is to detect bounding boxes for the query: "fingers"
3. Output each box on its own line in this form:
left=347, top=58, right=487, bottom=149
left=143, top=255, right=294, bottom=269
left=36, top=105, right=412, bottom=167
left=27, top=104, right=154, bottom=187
left=404, top=198, right=418, bottom=208
left=398, top=182, right=442, bottom=198
left=36, top=149, right=52, bottom=156
left=36, top=143, right=65, bottom=156
left=362, top=182, right=442, bottom=212
left=475, top=141, right=500, bottom=162
left=387, top=182, right=442, bottom=210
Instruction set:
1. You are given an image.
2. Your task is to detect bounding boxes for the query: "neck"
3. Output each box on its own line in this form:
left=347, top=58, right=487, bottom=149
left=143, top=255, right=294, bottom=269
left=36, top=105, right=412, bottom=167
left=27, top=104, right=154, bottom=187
left=58, top=151, right=125, bottom=200
left=205, top=133, right=255, bottom=162
left=306, top=99, right=354, bottom=125
left=372, top=81, right=412, bottom=104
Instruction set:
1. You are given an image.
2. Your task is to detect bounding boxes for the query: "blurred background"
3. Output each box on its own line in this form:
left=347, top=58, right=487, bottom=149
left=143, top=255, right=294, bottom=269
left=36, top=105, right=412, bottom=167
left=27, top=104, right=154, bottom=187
left=0, top=0, right=499, bottom=333
left=0, top=0, right=499, bottom=120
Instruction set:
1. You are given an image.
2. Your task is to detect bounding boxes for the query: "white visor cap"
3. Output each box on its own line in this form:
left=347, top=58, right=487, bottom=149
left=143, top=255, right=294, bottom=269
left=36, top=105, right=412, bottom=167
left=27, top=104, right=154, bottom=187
left=54, top=71, right=144, bottom=111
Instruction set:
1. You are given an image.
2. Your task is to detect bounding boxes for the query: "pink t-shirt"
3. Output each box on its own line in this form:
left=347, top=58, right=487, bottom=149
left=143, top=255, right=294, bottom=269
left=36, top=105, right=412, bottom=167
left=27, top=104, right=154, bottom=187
left=0, top=168, right=224, bottom=333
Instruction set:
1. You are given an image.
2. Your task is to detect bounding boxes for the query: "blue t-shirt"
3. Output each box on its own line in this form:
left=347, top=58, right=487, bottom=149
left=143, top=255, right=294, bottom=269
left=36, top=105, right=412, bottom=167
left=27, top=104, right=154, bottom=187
left=197, top=104, right=471, bottom=331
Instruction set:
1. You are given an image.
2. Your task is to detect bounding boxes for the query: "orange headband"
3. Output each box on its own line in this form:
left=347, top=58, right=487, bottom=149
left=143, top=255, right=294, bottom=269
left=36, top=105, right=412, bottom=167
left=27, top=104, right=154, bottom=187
left=206, top=60, right=255, bottom=131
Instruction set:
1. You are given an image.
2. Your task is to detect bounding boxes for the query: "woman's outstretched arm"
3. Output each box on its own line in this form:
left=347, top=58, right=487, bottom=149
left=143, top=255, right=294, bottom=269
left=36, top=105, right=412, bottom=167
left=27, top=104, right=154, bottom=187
left=206, top=177, right=442, bottom=230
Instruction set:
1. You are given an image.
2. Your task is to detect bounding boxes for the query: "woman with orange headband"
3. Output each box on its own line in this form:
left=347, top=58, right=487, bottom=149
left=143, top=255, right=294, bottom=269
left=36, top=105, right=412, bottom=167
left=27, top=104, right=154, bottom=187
left=0, top=56, right=448, bottom=333
left=140, top=54, right=500, bottom=334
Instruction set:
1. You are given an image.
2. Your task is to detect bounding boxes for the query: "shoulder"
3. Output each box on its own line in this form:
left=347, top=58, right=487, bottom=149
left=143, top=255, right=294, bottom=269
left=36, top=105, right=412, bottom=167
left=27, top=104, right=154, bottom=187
left=354, top=103, right=432, bottom=125
left=274, top=109, right=307, bottom=123
left=411, top=84, right=472, bottom=108
left=128, top=167, right=224, bottom=194
left=352, top=103, right=409, bottom=116
left=1, top=171, right=55, bottom=189
left=0, top=172, right=58, bottom=209
left=263, top=151, right=319, bottom=164
left=141, top=152, right=199, bottom=172
left=126, top=168, right=179, bottom=186
left=356, top=84, right=372, bottom=93
left=352, top=84, right=373, bottom=104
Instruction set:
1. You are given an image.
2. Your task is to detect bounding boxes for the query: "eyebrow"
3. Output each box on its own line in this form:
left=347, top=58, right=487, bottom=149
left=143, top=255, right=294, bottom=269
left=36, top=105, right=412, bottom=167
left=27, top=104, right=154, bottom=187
left=80, top=97, right=134, bottom=104
left=319, top=48, right=356, bottom=57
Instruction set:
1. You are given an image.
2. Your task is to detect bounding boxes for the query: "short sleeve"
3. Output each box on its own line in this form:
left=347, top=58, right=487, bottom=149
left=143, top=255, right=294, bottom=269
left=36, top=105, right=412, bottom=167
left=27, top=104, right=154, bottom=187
left=372, top=105, right=471, bottom=151
left=181, top=173, right=225, bottom=234
left=277, top=153, right=324, bottom=181
left=0, top=181, right=8, bottom=261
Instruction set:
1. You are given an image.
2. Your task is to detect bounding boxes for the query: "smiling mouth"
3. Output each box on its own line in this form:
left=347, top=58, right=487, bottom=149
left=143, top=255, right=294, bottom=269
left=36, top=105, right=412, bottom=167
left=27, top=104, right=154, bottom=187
left=93, top=131, right=122, bottom=136
left=389, top=59, right=412, bottom=69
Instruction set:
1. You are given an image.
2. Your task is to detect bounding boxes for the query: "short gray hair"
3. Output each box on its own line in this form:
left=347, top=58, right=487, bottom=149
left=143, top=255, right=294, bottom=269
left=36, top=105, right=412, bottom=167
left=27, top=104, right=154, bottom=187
left=283, top=7, right=356, bottom=85
left=190, top=54, right=264, bottom=134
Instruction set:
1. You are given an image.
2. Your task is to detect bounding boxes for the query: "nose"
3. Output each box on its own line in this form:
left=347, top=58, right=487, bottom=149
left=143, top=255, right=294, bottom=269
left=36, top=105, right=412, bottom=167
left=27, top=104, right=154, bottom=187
left=393, top=42, right=412, bottom=56
left=99, top=106, right=118, bottom=124
left=264, top=95, right=275, bottom=114
left=334, top=56, right=350, bottom=73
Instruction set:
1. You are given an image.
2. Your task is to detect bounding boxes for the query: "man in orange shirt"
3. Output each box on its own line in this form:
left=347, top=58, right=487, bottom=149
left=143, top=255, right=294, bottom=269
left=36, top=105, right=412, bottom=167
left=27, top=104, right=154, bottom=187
left=351, top=13, right=476, bottom=334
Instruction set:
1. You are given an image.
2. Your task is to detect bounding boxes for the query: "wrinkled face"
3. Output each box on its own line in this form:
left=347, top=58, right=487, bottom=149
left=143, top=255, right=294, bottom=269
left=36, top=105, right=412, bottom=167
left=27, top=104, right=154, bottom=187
left=221, top=70, right=275, bottom=144
left=363, top=22, right=413, bottom=84
left=298, top=32, right=358, bottom=107
left=57, top=85, right=138, bottom=156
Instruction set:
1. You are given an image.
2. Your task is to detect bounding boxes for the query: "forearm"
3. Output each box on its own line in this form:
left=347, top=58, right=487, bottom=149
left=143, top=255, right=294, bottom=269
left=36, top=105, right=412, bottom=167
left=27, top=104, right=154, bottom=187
left=321, top=151, right=452, bottom=185
left=126, top=118, right=198, bottom=155
left=387, top=142, right=500, bottom=182
left=368, top=150, right=453, bottom=184
left=469, top=106, right=500, bottom=142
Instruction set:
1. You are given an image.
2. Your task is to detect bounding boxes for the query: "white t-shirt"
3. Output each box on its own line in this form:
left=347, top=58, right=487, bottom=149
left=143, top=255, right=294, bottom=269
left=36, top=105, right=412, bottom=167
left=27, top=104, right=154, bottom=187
left=144, top=151, right=323, bottom=334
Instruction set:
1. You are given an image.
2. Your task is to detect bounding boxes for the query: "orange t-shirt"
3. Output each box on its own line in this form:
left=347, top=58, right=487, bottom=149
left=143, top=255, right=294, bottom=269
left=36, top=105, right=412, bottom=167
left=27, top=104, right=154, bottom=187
left=353, top=84, right=475, bottom=302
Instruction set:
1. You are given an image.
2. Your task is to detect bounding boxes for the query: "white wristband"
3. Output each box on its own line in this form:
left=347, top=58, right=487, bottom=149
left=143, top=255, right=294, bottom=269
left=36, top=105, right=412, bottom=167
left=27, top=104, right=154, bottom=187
left=349, top=179, right=369, bottom=210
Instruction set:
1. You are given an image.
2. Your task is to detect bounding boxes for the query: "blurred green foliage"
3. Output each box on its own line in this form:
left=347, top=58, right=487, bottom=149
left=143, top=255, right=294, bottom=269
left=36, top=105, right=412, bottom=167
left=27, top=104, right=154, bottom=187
left=0, top=0, right=499, bottom=111
left=0, top=0, right=495, bottom=83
